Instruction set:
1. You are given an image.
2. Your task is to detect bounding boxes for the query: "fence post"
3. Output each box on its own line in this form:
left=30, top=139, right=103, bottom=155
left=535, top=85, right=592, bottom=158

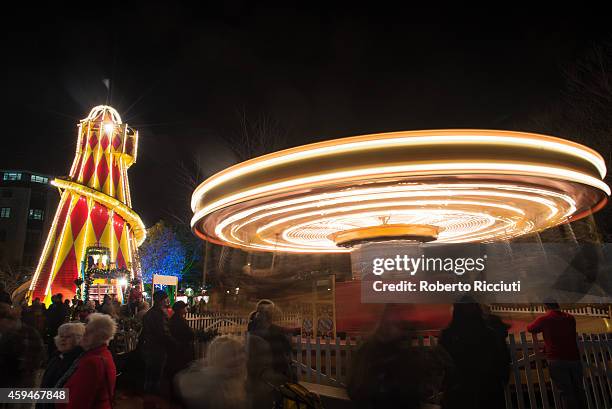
left=579, top=333, right=598, bottom=409
left=315, top=337, right=322, bottom=384
left=335, top=336, right=342, bottom=384
left=530, top=331, right=551, bottom=409
left=519, top=332, right=538, bottom=409
left=325, top=337, right=332, bottom=383
left=296, top=335, right=302, bottom=381
left=508, top=333, right=525, bottom=409
left=602, top=333, right=612, bottom=400
left=590, top=334, right=610, bottom=408
left=306, top=337, right=312, bottom=382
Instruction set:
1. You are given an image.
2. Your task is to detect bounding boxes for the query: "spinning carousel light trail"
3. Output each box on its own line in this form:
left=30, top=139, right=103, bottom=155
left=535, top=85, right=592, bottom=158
left=191, top=130, right=609, bottom=253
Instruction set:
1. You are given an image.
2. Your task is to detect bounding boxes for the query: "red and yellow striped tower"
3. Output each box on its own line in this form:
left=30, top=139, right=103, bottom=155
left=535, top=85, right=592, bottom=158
left=28, top=106, right=146, bottom=304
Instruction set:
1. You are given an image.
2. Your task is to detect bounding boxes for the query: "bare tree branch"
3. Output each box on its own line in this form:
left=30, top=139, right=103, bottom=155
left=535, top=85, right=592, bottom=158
left=225, top=107, right=289, bottom=162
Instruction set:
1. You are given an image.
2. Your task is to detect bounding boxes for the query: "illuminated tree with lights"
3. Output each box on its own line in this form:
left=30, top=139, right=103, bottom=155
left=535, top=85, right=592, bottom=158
left=139, top=221, right=190, bottom=284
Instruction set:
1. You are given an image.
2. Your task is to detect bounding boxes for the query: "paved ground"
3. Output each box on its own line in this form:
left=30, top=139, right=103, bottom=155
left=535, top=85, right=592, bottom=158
left=115, top=391, right=181, bottom=409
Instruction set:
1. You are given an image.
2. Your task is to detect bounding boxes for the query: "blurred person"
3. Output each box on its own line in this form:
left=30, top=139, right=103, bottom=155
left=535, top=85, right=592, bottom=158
left=128, top=279, right=143, bottom=316
left=167, top=301, right=195, bottom=378
left=0, top=303, right=45, bottom=388
left=45, top=294, right=68, bottom=353
left=0, top=282, right=11, bottom=305
left=136, top=300, right=150, bottom=321
left=111, top=295, right=122, bottom=318
left=439, top=302, right=509, bottom=409
left=99, top=294, right=117, bottom=318
left=20, top=299, right=34, bottom=328
left=247, top=299, right=275, bottom=332
left=197, top=297, right=207, bottom=314
left=348, top=304, right=445, bottom=409
left=79, top=300, right=96, bottom=322
left=248, top=303, right=292, bottom=380
left=528, top=300, right=586, bottom=409
left=482, top=304, right=512, bottom=340
left=63, top=299, right=73, bottom=323
left=56, top=313, right=117, bottom=409
left=247, top=304, right=293, bottom=409
left=36, top=322, right=85, bottom=409
left=31, top=297, right=46, bottom=335
left=482, top=304, right=511, bottom=386
left=71, top=299, right=83, bottom=321
left=175, top=335, right=248, bottom=409
left=141, top=290, right=176, bottom=404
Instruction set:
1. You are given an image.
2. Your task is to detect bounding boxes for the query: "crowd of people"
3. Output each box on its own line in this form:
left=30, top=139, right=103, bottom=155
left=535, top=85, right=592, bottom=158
left=0, top=279, right=591, bottom=409
left=346, top=300, right=587, bottom=409
left=0, top=282, right=295, bottom=409
left=141, top=294, right=294, bottom=409
left=0, top=281, right=150, bottom=409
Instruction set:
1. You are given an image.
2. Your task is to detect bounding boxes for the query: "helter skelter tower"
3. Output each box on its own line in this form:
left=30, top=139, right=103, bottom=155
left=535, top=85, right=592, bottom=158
left=28, top=106, right=146, bottom=304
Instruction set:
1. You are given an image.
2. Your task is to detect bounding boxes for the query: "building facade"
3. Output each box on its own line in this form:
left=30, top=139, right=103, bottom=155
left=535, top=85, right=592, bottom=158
left=0, top=170, right=58, bottom=273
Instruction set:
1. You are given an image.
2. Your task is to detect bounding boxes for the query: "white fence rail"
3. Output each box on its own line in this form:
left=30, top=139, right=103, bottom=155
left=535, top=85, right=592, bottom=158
left=186, top=312, right=301, bottom=335
left=490, top=305, right=610, bottom=318
left=184, top=312, right=612, bottom=408
left=285, top=332, right=612, bottom=409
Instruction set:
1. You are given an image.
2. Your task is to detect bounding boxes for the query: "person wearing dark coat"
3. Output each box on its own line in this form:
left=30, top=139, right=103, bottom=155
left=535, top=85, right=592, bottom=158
left=0, top=303, right=45, bottom=389
left=439, top=303, right=510, bottom=409
left=36, top=322, right=84, bottom=409
left=141, top=290, right=177, bottom=398
left=45, top=294, right=68, bottom=346
left=167, top=300, right=195, bottom=377
left=247, top=305, right=294, bottom=409
left=248, top=306, right=292, bottom=381
left=31, top=298, right=46, bottom=336
left=347, top=304, right=447, bottom=409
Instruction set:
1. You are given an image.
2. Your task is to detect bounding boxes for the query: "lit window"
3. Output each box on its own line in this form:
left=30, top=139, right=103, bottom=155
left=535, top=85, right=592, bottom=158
left=3, top=172, right=22, bottom=181
left=0, top=207, right=10, bottom=218
left=28, top=209, right=44, bottom=220
left=30, top=175, right=48, bottom=184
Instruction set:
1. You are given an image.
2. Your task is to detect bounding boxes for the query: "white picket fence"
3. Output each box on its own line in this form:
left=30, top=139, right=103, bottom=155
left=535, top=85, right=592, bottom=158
left=184, top=311, right=612, bottom=408
left=185, top=311, right=302, bottom=335
left=285, top=332, right=612, bottom=409
left=503, top=332, right=612, bottom=409
left=491, top=305, right=610, bottom=318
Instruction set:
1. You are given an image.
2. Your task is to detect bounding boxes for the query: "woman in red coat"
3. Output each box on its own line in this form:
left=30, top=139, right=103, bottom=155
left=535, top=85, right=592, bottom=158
left=56, top=313, right=117, bottom=409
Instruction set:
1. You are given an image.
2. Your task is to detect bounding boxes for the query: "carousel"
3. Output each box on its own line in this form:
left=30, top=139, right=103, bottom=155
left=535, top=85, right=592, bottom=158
left=191, top=129, right=610, bottom=334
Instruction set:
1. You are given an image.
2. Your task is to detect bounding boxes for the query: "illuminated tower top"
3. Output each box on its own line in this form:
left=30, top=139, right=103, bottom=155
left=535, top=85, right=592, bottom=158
left=69, top=105, right=139, bottom=206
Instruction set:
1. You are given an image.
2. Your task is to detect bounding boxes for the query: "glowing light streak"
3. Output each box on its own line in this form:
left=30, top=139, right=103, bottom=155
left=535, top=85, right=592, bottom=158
left=193, top=162, right=609, bottom=227
left=28, top=194, right=69, bottom=293
left=191, top=130, right=608, bottom=210
left=191, top=130, right=609, bottom=253
left=52, top=179, right=146, bottom=245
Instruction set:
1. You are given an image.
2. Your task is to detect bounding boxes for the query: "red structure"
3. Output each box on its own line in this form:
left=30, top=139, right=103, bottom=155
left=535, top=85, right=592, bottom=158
left=28, top=106, right=145, bottom=304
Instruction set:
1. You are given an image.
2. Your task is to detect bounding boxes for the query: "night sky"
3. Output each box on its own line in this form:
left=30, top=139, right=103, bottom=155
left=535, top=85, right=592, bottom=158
left=1, top=5, right=610, bottom=227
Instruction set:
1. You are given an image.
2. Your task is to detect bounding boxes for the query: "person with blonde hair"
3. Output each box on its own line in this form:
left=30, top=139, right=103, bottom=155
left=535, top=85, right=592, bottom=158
left=56, top=313, right=117, bottom=409
left=175, top=335, right=248, bottom=409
